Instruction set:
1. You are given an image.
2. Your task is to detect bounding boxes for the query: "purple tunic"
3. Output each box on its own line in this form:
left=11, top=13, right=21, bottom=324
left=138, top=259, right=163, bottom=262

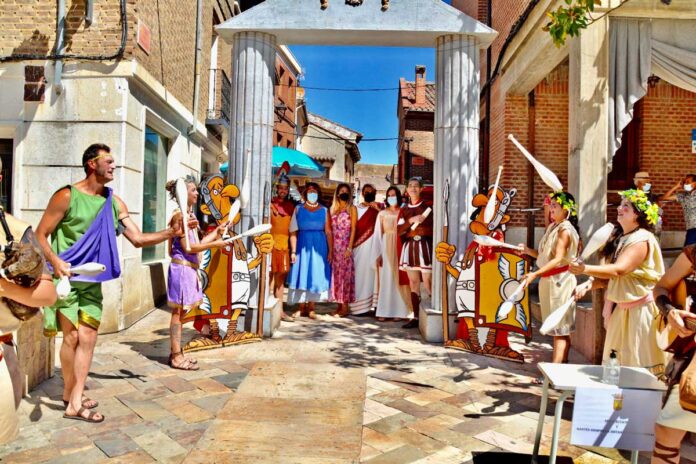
left=167, top=230, right=203, bottom=309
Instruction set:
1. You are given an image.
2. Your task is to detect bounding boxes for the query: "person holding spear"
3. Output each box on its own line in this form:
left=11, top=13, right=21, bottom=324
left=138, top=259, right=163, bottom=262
left=397, top=177, right=433, bottom=329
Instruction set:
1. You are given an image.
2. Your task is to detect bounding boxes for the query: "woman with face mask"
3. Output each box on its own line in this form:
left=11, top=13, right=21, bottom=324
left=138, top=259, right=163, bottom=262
left=329, top=183, right=357, bottom=317
left=662, top=174, right=696, bottom=246
left=375, top=186, right=412, bottom=321
left=287, top=182, right=333, bottom=319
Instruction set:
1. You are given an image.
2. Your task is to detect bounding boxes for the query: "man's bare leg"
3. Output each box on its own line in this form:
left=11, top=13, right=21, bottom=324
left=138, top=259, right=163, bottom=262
left=403, top=270, right=422, bottom=328
left=273, top=272, right=293, bottom=321
left=58, top=312, right=78, bottom=404
left=65, top=323, right=103, bottom=420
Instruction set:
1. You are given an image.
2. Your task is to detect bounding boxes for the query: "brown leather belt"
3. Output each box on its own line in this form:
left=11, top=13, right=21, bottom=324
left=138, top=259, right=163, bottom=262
left=171, top=258, right=199, bottom=269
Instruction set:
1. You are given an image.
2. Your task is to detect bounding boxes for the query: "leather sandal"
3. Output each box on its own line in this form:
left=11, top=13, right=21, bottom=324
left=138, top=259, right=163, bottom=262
left=63, top=406, right=104, bottom=423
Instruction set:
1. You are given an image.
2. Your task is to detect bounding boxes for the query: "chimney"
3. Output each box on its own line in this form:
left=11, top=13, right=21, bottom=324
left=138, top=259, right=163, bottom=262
left=415, top=65, right=426, bottom=105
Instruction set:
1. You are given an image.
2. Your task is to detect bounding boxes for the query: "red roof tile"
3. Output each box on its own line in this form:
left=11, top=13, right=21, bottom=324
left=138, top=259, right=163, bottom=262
left=399, top=78, right=436, bottom=112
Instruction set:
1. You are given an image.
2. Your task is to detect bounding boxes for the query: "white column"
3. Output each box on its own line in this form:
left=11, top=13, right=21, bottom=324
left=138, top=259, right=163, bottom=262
left=568, top=16, right=610, bottom=363
left=432, top=35, right=480, bottom=319
left=229, top=31, right=276, bottom=230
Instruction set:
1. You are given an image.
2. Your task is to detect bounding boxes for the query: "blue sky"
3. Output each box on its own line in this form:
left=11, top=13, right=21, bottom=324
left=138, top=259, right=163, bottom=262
left=288, top=0, right=454, bottom=166
left=290, top=45, right=435, bottom=166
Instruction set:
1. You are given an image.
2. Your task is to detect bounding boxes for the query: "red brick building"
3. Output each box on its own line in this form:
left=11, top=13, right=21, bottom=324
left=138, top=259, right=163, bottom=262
left=274, top=46, right=306, bottom=149
left=451, top=0, right=696, bottom=362
left=396, top=65, right=435, bottom=184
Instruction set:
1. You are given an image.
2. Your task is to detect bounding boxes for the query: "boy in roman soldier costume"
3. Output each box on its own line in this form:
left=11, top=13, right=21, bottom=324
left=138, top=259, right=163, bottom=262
left=435, top=185, right=530, bottom=363
left=182, top=173, right=273, bottom=352
left=398, top=177, right=433, bottom=329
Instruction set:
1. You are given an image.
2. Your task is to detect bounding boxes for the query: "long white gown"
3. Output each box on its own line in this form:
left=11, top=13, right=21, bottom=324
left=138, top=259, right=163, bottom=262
left=349, top=204, right=381, bottom=314
left=375, top=209, right=412, bottom=318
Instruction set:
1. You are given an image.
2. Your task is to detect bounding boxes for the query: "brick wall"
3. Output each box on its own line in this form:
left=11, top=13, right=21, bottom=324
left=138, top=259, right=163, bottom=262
left=491, top=63, right=569, bottom=228
left=399, top=112, right=435, bottom=184
left=134, top=0, right=215, bottom=122
left=274, top=56, right=299, bottom=149
left=638, top=79, right=696, bottom=232
left=0, top=0, right=135, bottom=58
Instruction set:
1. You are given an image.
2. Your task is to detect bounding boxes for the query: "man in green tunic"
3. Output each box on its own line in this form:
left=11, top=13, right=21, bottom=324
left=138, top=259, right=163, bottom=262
left=36, top=143, right=182, bottom=423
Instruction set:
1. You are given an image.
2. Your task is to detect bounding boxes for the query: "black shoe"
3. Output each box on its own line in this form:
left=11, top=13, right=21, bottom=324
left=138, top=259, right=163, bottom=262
left=402, top=319, right=418, bottom=329
left=352, top=310, right=375, bottom=318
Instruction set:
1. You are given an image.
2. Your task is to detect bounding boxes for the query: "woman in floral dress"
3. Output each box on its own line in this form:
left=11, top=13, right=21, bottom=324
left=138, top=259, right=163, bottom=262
left=330, top=183, right=357, bottom=317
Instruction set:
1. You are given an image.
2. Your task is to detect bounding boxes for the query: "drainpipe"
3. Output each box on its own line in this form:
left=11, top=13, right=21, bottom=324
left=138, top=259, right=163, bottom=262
left=526, top=90, right=536, bottom=248
left=482, top=0, right=492, bottom=191
left=54, top=0, right=66, bottom=94
left=188, top=0, right=204, bottom=136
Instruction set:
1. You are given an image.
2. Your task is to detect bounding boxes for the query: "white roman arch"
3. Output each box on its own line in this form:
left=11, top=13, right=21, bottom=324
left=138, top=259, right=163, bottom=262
left=216, top=0, right=496, bottom=332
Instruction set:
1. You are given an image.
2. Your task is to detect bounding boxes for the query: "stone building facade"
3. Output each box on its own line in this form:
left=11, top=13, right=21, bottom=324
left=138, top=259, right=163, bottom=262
left=300, top=113, right=361, bottom=183
left=0, top=0, right=241, bottom=387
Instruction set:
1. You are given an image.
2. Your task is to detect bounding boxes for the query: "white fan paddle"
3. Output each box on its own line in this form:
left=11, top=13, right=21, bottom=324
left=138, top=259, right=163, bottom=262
left=508, top=134, right=563, bottom=192
left=539, top=280, right=593, bottom=335
left=497, top=281, right=526, bottom=321
left=410, top=207, right=432, bottom=231
left=239, top=151, right=252, bottom=210
left=223, top=223, right=272, bottom=243
left=174, top=178, right=192, bottom=252
left=222, top=201, right=242, bottom=240
left=56, top=262, right=107, bottom=299
left=484, top=166, right=503, bottom=224
left=580, top=222, right=615, bottom=261
left=472, top=234, right=523, bottom=252
left=70, top=263, right=106, bottom=276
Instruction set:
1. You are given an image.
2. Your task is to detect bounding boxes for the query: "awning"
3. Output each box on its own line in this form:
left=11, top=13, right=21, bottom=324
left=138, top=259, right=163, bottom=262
left=220, top=146, right=325, bottom=177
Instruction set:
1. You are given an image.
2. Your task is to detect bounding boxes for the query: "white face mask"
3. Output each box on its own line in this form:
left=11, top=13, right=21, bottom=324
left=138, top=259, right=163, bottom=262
left=307, top=192, right=318, bottom=203
left=642, top=183, right=651, bottom=192
left=685, top=184, right=694, bottom=192
left=386, top=197, right=398, bottom=206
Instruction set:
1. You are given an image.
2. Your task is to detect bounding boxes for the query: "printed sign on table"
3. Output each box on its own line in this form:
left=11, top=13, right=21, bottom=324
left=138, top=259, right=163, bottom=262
left=571, top=386, right=662, bottom=451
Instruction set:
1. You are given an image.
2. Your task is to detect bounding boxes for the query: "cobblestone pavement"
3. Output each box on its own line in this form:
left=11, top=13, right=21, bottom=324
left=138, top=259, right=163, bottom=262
left=1, top=305, right=694, bottom=463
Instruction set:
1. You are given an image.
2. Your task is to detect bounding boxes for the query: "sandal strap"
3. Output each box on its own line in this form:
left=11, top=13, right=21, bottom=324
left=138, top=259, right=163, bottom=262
left=653, top=442, right=680, bottom=463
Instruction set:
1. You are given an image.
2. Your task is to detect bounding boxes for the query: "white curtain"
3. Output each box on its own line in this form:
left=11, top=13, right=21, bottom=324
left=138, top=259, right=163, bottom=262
left=609, top=19, right=696, bottom=169
left=608, top=19, right=651, bottom=170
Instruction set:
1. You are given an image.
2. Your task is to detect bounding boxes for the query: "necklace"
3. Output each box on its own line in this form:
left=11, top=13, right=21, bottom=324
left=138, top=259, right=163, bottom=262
left=305, top=201, right=319, bottom=209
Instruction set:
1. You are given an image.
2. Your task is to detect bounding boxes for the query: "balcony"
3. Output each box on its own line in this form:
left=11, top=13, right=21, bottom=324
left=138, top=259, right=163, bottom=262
left=207, top=68, right=231, bottom=127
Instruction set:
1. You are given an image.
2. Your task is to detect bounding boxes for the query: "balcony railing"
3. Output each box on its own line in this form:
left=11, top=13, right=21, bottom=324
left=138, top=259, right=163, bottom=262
left=207, top=68, right=231, bottom=127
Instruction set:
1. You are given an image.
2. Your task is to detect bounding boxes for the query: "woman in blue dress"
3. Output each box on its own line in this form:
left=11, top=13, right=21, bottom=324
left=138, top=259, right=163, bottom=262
left=288, top=182, right=333, bottom=319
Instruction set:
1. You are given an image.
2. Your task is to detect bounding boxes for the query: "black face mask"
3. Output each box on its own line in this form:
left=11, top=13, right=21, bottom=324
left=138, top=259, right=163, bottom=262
left=364, top=192, right=376, bottom=203
left=339, top=192, right=350, bottom=201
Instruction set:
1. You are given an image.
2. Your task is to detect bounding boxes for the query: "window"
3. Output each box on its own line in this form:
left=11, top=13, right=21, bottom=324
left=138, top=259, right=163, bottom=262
left=142, top=127, right=168, bottom=262
left=0, top=140, right=12, bottom=213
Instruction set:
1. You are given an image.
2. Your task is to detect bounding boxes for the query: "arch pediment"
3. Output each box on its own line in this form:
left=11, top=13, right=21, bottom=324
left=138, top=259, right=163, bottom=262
left=217, top=0, right=496, bottom=48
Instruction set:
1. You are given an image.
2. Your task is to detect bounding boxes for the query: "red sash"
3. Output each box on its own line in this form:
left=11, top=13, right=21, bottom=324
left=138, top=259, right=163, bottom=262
left=353, top=206, right=379, bottom=248
left=540, top=265, right=570, bottom=278
left=394, top=209, right=410, bottom=285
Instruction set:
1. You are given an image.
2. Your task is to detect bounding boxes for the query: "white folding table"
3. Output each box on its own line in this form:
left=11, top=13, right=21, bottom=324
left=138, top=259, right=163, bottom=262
left=532, top=362, right=666, bottom=464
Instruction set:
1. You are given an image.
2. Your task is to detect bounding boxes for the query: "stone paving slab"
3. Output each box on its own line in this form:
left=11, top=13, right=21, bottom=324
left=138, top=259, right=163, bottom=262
left=191, top=361, right=365, bottom=463
left=1, top=306, right=695, bottom=463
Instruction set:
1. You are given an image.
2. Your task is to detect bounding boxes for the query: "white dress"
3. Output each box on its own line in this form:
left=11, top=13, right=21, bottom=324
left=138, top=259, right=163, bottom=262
left=350, top=205, right=380, bottom=314
left=376, top=209, right=412, bottom=318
